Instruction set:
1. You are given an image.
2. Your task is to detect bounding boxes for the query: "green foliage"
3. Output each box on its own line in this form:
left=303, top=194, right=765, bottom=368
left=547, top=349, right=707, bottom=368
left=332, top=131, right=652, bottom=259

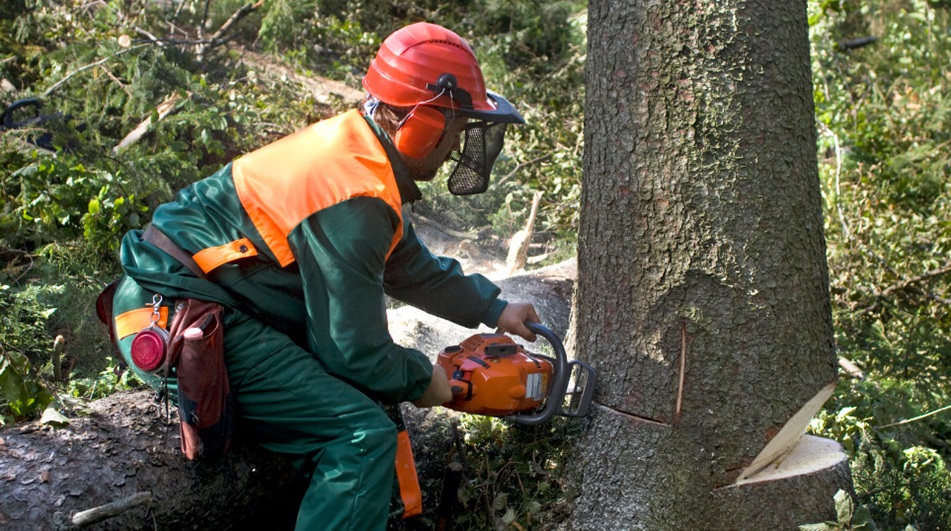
left=0, top=349, right=54, bottom=425
left=258, top=0, right=475, bottom=81
left=3, top=150, right=147, bottom=254
left=0, top=283, right=62, bottom=365
left=800, top=489, right=875, bottom=530
left=810, top=1, right=951, bottom=527
left=449, top=415, right=581, bottom=530
left=812, top=381, right=951, bottom=529
left=68, top=357, right=144, bottom=401
left=0, top=284, right=58, bottom=424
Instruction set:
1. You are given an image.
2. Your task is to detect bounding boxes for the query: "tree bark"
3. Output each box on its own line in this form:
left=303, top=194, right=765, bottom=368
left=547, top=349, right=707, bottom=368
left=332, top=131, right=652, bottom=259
left=569, top=0, right=851, bottom=528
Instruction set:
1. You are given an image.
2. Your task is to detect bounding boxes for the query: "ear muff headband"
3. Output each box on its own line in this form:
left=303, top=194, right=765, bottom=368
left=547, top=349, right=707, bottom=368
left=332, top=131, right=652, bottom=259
left=394, top=106, right=446, bottom=159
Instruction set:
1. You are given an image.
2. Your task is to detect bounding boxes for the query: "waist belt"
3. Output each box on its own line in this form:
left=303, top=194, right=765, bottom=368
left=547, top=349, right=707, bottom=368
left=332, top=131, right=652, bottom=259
left=143, top=224, right=207, bottom=279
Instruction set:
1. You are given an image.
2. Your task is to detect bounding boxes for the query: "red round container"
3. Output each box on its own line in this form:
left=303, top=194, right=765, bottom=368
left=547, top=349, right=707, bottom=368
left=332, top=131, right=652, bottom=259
left=130, top=327, right=169, bottom=372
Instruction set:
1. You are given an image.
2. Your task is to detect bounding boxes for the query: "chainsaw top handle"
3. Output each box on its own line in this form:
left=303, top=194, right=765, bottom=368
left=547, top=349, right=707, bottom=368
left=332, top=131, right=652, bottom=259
left=507, top=321, right=570, bottom=426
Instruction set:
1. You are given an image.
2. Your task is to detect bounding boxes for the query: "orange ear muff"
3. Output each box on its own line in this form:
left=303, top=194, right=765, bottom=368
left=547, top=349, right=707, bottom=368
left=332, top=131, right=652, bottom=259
left=394, top=106, right=446, bottom=159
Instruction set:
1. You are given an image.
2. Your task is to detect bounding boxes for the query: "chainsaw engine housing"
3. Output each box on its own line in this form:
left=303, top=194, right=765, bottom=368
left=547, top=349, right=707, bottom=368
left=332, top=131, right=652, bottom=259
left=438, top=333, right=553, bottom=417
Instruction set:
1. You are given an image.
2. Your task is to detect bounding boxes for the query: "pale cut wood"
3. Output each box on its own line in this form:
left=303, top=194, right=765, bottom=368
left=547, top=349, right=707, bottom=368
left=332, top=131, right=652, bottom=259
left=71, top=491, right=152, bottom=527
left=113, top=93, right=184, bottom=153
left=506, top=191, right=543, bottom=275
left=733, top=435, right=846, bottom=486
left=736, top=382, right=837, bottom=482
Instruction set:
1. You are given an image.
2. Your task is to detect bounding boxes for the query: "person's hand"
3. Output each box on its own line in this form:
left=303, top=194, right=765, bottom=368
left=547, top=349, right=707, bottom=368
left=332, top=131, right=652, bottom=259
left=496, top=302, right=541, bottom=342
left=412, top=366, right=453, bottom=408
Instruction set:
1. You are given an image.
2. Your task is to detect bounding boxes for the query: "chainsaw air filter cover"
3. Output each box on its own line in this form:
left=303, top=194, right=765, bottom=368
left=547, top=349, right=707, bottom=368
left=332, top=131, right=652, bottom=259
left=438, top=333, right=553, bottom=417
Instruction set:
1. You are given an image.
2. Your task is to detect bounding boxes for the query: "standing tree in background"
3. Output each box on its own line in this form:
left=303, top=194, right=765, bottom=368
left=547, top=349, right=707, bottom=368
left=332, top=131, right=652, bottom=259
left=567, top=1, right=854, bottom=528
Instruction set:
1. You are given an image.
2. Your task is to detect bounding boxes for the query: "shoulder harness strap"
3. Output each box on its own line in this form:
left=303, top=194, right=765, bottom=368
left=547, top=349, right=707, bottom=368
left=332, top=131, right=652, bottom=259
left=143, top=224, right=207, bottom=279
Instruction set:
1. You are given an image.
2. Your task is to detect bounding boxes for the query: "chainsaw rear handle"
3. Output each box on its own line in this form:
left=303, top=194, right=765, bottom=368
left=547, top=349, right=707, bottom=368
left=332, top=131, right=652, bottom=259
left=507, top=321, right=571, bottom=426
left=1, top=98, right=43, bottom=130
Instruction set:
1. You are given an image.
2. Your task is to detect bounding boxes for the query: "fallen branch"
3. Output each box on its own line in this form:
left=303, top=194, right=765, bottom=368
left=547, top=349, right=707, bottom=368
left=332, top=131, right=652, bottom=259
left=526, top=252, right=552, bottom=265
left=113, top=93, right=187, bottom=153
left=135, top=26, right=164, bottom=47
left=69, top=491, right=152, bottom=528
left=859, top=261, right=951, bottom=313
left=496, top=153, right=553, bottom=187
left=837, top=357, right=864, bottom=379
left=43, top=44, right=151, bottom=98
left=838, top=36, right=878, bottom=50
left=197, top=1, right=265, bottom=60
left=877, top=403, right=951, bottom=430
left=875, top=262, right=951, bottom=300
left=410, top=213, right=478, bottom=240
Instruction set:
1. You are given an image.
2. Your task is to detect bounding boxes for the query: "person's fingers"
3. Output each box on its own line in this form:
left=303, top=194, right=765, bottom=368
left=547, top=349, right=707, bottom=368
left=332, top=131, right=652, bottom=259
left=496, top=302, right=540, bottom=341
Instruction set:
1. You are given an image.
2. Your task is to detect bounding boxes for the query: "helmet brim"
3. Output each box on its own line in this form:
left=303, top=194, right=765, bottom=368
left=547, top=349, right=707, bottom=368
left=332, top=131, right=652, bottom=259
left=456, top=91, right=525, bottom=125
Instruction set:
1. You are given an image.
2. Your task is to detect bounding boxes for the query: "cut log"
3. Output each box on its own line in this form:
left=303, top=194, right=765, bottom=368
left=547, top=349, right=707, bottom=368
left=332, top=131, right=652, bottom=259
left=0, top=390, right=303, bottom=530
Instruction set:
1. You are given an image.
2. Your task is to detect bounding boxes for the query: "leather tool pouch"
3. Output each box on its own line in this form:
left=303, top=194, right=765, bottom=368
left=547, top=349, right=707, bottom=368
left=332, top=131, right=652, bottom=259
left=165, top=298, right=233, bottom=460
left=97, top=284, right=233, bottom=460
left=96, top=227, right=232, bottom=460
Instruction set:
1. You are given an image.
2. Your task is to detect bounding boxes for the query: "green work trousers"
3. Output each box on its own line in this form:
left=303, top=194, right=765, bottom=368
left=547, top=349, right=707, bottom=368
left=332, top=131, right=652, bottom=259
left=113, top=277, right=397, bottom=531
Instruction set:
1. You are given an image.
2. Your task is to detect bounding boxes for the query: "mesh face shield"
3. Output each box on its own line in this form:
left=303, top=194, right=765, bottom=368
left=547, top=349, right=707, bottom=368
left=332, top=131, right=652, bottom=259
left=446, top=121, right=509, bottom=195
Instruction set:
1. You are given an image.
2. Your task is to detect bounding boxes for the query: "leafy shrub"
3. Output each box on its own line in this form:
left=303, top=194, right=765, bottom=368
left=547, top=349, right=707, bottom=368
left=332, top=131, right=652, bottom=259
left=68, top=357, right=145, bottom=401
left=810, top=1, right=951, bottom=527
left=0, top=284, right=58, bottom=424
left=449, top=415, right=581, bottom=530
left=0, top=350, right=54, bottom=425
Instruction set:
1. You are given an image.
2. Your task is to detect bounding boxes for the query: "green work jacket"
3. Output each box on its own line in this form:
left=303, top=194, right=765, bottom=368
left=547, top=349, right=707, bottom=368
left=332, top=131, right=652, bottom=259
left=119, top=110, right=506, bottom=404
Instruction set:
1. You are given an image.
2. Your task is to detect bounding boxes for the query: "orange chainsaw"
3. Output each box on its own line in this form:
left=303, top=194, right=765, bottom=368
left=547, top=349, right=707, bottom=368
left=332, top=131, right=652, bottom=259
left=437, top=322, right=596, bottom=425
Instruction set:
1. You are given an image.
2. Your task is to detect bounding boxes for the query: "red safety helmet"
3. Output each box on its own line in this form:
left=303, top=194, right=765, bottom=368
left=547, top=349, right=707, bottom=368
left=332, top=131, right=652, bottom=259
left=363, top=22, right=522, bottom=123
left=364, top=23, right=523, bottom=194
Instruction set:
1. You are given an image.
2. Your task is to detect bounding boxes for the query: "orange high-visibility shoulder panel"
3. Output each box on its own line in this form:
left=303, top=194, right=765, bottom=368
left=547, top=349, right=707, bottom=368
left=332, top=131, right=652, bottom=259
left=232, top=110, right=404, bottom=267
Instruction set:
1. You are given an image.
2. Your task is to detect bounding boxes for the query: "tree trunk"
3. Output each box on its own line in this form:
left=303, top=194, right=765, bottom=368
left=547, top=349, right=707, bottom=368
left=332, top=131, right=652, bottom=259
left=569, top=0, right=851, bottom=528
